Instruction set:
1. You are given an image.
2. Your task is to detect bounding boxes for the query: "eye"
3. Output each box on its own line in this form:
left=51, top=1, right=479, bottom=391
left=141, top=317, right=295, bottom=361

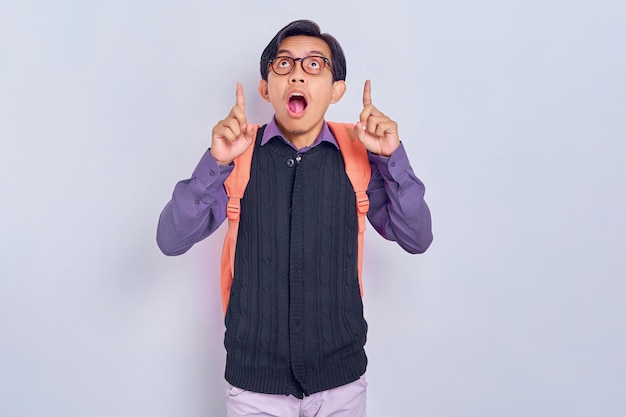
left=307, top=57, right=323, bottom=69
left=276, top=58, right=292, bottom=68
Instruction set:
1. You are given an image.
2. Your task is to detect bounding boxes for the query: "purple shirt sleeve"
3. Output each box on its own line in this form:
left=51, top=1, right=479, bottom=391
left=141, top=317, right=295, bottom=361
left=366, top=143, right=433, bottom=254
left=156, top=149, right=233, bottom=255
left=157, top=135, right=432, bottom=256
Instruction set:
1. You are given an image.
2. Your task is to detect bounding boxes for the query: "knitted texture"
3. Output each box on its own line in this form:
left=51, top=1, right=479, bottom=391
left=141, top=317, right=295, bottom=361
left=224, top=132, right=368, bottom=398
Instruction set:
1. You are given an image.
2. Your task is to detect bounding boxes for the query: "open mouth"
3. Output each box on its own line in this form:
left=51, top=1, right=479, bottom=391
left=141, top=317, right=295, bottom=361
left=287, top=93, right=308, bottom=115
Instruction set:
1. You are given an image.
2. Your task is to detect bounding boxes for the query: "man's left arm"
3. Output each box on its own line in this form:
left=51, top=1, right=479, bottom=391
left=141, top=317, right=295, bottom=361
left=367, top=146, right=433, bottom=253
left=354, top=79, right=432, bottom=253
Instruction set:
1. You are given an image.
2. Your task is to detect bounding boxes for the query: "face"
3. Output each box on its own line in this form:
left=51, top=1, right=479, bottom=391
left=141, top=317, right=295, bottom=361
left=258, top=35, right=346, bottom=142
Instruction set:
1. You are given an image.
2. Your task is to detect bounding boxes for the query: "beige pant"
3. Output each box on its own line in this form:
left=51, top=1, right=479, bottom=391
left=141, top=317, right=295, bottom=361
left=225, top=374, right=367, bottom=417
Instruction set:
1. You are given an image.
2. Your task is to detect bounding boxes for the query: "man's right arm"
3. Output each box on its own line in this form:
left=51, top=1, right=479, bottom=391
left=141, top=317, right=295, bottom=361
left=157, top=83, right=254, bottom=255
left=156, top=149, right=232, bottom=255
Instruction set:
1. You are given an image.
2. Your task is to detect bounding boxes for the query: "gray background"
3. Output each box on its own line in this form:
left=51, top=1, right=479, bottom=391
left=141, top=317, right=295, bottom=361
left=1, top=0, right=625, bottom=416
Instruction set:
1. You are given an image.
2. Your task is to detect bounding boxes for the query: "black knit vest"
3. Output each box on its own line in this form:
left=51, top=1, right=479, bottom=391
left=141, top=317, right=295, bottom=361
left=223, top=127, right=368, bottom=398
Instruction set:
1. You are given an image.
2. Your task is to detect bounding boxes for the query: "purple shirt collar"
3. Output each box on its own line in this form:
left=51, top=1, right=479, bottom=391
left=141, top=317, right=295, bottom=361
left=260, top=117, right=339, bottom=151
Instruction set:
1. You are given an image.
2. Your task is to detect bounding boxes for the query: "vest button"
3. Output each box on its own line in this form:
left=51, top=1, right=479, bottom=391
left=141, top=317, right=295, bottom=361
left=286, top=158, right=295, bottom=167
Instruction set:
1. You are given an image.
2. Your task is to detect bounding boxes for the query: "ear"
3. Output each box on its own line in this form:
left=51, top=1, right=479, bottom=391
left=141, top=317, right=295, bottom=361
left=258, top=80, right=270, bottom=102
left=330, top=80, right=346, bottom=104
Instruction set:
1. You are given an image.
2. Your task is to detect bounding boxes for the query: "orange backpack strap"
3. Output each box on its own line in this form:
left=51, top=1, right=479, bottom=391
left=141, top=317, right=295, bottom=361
left=220, top=125, right=258, bottom=315
left=327, top=122, right=371, bottom=297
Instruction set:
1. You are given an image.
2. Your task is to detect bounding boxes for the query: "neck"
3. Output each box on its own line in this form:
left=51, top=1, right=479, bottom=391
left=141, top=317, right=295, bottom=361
left=276, top=120, right=324, bottom=150
left=288, top=136, right=316, bottom=150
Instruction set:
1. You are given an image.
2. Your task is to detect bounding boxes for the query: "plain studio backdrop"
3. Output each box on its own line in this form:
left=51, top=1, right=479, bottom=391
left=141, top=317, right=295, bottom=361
left=1, top=0, right=625, bottom=416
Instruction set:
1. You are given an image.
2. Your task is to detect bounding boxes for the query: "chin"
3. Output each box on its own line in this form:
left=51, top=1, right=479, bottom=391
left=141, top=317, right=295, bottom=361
left=286, top=128, right=308, bottom=136
left=277, top=118, right=308, bottom=135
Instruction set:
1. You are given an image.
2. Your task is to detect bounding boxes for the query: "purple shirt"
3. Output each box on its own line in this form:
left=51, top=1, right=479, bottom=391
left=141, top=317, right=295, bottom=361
left=157, top=118, right=432, bottom=255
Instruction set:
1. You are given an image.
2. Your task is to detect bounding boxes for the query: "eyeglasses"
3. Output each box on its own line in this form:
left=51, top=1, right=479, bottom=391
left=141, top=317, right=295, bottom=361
left=269, top=56, right=331, bottom=76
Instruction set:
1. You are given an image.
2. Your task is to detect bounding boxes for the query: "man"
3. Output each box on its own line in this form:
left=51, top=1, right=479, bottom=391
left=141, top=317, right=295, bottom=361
left=157, top=19, right=432, bottom=417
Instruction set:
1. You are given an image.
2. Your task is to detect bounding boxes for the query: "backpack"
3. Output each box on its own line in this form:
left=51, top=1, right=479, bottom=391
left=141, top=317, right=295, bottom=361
left=219, top=122, right=371, bottom=315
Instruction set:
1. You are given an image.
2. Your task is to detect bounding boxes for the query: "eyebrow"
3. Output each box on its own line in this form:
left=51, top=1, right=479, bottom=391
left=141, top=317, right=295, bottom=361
left=276, top=49, right=329, bottom=57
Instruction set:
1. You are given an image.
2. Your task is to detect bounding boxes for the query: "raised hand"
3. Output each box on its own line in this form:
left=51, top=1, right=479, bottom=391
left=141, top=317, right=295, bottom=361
left=354, top=80, right=400, bottom=157
left=210, top=82, right=256, bottom=165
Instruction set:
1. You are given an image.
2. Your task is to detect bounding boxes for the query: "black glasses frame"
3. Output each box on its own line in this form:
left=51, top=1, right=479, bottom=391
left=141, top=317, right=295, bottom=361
left=269, top=56, right=332, bottom=76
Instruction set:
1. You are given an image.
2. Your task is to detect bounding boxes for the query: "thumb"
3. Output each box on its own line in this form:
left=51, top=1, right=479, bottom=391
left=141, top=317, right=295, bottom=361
left=353, top=121, right=367, bottom=143
left=244, top=124, right=256, bottom=142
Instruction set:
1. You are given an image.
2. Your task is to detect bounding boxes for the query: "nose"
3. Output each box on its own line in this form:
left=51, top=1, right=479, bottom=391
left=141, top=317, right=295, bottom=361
left=289, top=74, right=305, bottom=84
left=289, top=62, right=306, bottom=84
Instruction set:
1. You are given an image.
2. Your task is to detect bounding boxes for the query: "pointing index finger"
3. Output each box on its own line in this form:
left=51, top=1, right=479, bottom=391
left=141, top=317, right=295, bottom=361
left=236, top=82, right=246, bottom=111
left=362, top=79, right=372, bottom=107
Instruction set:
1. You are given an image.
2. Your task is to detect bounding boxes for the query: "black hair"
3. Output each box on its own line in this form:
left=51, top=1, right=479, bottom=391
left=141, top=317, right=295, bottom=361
left=260, top=20, right=347, bottom=81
